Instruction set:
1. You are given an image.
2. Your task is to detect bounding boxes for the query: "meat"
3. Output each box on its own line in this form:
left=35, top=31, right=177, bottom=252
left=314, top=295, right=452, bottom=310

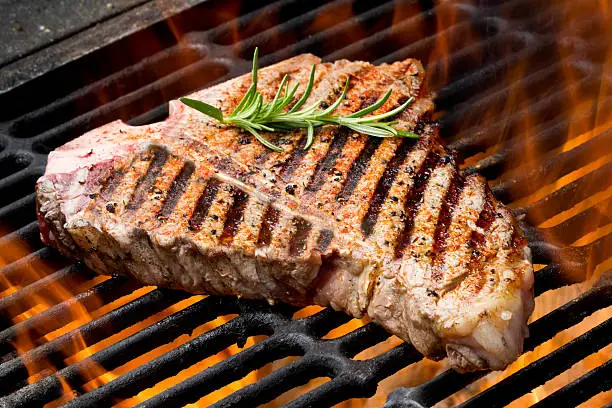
left=35, top=54, right=534, bottom=372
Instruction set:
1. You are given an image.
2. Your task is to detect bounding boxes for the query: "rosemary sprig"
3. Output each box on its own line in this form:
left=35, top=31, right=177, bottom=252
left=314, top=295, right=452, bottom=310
left=180, top=48, right=419, bottom=152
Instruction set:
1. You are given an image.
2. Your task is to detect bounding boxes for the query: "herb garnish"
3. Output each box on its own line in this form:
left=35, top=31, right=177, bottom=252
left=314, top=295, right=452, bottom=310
left=180, top=48, right=419, bottom=152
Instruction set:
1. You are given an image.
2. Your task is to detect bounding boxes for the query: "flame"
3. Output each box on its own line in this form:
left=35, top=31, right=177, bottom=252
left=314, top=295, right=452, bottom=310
left=334, top=0, right=611, bottom=405
left=0, top=0, right=610, bottom=406
left=427, top=0, right=612, bottom=405
left=0, top=234, right=264, bottom=406
left=427, top=1, right=483, bottom=93
left=0, top=235, right=98, bottom=403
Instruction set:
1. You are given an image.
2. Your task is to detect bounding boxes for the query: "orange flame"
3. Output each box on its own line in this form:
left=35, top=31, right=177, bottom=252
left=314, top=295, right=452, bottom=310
left=0, top=0, right=610, bottom=406
left=0, top=234, right=269, bottom=406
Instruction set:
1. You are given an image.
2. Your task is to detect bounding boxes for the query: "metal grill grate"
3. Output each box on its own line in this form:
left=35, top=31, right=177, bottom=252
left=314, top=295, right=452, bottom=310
left=0, top=0, right=610, bottom=406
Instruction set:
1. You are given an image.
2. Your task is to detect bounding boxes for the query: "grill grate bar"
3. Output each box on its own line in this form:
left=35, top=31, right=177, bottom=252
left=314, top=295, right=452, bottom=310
left=302, top=343, right=423, bottom=408
left=204, top=0, right=333, bottom=49
left=517, top=161, right=612, bottom=224
left=0, top=196, right=37, bottom=236
left=145, top=322, right=394, bottom=407
left=216, top=358, right=332, bottom=408
left=533, top=264, right=583, bottom=297
left=0, top=274, right=133, bottom=342
left=529, top=234, right=609, bottom=296
left=223, top=342, right=421, bottom=408
left=531, top=358, right=612, bottom=408
left=0, top=296, right=242, bottom=406
left=383, top=283, right=612, bottom=407
left=440, top=56, right=596, bottom=130
left=425, top=31, right=540, bottom=100
left=0, top=246, right=61, bottom=295
left=458, top=318, right=611, bottom=407
left=260, top=1, right=397, bottom=62
left=461, top=98, right=610, bottom=180
left=0, top=287, right=187, bottom=375
left=0, top=275, right=140, bottom=395
left=0, top=0, right=609, bottom=405
left=60, top=315, right=261, bottom=408
left=448, top=75, right=606, bottom=162
left=8, top=46, right=206, bottom=131
left=525, top=283, right=611, bottom=350
left=380, top=31, right=539, bottom=106
left=492, top=129, right=612, bottom=203
left=0, top=263, right=92, bottom=324
left=3, top=268, right=609, bottom=406
left=28, top=59, right=231, bottom=154
left=325, top=2, right=477, bottom=62
left=137, top=337, right=304, bottom=408
left=0, top=221, right=45, bottom=253
left=535, top=204, right=611, bottom=246
left=60, top=304, right=354, bottom=407
left=448, top=59, right=606, bottom=143
left=0, top=194, right=36, bottom=223
left=215, top=358, right=325, bottom=408
left=519, top=200, right=610, bottom=251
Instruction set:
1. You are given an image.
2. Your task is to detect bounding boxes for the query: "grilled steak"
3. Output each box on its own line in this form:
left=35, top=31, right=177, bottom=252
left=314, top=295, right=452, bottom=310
left=36, top=54, right=534, bottom=372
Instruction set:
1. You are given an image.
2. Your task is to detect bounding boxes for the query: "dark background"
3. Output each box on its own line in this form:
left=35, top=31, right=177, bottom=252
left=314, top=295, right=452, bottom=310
left=0, top=0, right=208, bottom=92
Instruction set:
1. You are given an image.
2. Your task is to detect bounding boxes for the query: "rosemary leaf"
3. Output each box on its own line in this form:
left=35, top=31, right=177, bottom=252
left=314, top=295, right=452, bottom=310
left=179, top=98, right=224, bottom=122
left=181, top=47, right=420, bottom=151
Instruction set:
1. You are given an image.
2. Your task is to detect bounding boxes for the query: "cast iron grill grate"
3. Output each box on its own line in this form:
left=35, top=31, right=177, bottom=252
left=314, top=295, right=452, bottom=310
left=0, top=0, right=609, bottom=406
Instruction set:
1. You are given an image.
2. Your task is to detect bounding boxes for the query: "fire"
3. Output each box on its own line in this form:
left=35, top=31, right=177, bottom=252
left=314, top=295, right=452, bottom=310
left=328, top=0, right=611, bottom=405
left=0, top=0, right=610, bottom=406
left=0, top=234, right=265, bottom=407
left=0, top=235, right=99, bottom=376
left=429, top=0, right=611, bottom=405
left=0, top=235, right=116, bottom=404
left=0, top=232, right=374, bottom=407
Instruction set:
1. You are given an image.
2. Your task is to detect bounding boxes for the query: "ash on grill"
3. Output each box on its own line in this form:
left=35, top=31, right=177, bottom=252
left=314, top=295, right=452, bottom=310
left=0, top=0, right=610, bottom=407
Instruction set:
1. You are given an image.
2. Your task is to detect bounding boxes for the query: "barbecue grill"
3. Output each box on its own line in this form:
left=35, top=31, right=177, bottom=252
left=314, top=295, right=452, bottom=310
left=0, top=0, right=610, bottom=406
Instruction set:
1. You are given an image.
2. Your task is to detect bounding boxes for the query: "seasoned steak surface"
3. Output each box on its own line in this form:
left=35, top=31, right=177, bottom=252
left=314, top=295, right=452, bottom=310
left=36, top=54, right=534, bottom=372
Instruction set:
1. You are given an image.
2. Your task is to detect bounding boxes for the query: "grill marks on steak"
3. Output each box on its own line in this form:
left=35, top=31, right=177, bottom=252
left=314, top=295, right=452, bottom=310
left=219, top=187, right=250, bottom=245
left=125, top=146, right=170, bottom=212
left=431, top=175, right=484, bottom=291
left=394, top=148, right=444, bottom=258
left=360, top=137, right=420, bottom=237
left=75, top=147, right=333, bottom=305
left=188, top=178, right=221, bottom=231
left=337, top=136, right=384, bottom=201
left=304, top=128, right=351, bottom=194
left=36, top=54, right=533, bottom=373
left=90, top=145, right=328, bottom=261
left=431, top=167, right=466, bottom=262
left=257, top=205, right=281, bottom=247
left=157, top=161, right=196, bottom=220
left=254, top=59, right=427, bottom=205
left=298, top=61, right=428, bottom=208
